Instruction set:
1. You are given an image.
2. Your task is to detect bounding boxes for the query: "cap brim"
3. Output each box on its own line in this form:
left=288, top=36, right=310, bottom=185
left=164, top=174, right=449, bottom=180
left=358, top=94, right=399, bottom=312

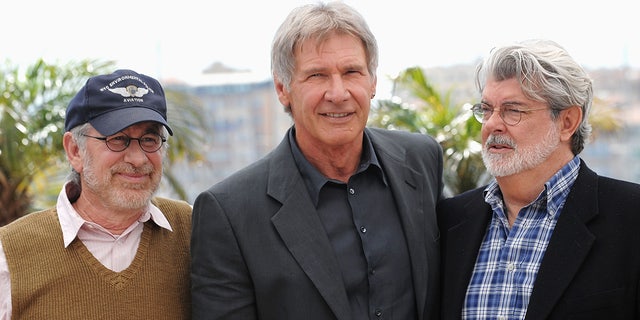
left=89, top=107, right=173, bottom=136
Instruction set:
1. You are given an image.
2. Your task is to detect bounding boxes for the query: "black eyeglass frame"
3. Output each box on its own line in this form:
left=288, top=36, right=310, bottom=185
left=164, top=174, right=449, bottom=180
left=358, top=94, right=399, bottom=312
left=81, top=133, right=166, bottom=153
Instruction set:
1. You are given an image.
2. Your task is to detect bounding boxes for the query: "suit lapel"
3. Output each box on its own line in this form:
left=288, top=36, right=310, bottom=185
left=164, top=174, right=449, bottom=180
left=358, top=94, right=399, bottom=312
left=442, top=191, right=492, bottom=316
left=525, top=163, right=598, bottom=319
left=369, top=129, right=429, bottom=318
left=267, top=137, right=352, bottom=320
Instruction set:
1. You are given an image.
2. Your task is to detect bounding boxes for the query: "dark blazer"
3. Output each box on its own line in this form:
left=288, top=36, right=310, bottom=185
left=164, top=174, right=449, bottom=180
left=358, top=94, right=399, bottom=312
left=191, top=127, right=443, bottom=320
left=438, top=160, right=640, bottom=320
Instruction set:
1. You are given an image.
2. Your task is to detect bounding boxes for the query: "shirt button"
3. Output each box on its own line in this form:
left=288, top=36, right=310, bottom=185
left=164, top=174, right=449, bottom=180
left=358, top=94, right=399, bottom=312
left=497, top=316, right=507, bottom=320
left=507, top=263, right=516, bottom=271
left=375, top=310, right=382, bottom=317
left=349, top=188, right=355, bottom=195
left=360, top=226, right=367, bottom=233
left=370, top=268, right=376, bottom=275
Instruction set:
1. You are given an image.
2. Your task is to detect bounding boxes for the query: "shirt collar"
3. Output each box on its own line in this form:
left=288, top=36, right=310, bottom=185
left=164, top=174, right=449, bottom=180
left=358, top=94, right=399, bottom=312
left=542, top=155, right=581, bottom=216
left=288, top=127, right=386, bottom=207
left=484, top=155, right=581, bottom=218
left=57, top=182, right=173, bottom=248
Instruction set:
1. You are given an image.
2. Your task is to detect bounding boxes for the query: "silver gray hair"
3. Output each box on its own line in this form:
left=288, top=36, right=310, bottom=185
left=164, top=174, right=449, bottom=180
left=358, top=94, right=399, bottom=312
left=270, top=1, right=378, bottom=110
left=475, top=39, right=593, bottom=154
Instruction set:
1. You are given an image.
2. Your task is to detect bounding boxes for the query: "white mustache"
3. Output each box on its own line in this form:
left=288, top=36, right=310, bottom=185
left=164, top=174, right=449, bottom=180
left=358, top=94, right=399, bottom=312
left=485, top=135, right=516, bottom=149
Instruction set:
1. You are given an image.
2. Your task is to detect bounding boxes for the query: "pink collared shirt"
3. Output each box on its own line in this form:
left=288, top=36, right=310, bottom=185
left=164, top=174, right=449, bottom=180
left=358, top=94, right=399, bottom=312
left=0, top=183, right=174, bottom=320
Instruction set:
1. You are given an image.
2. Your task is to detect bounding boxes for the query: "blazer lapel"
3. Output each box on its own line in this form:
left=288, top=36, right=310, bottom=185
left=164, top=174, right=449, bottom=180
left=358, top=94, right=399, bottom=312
left=369, top=130, right=430, bottom=318
left=267, top=137, right=352, bottom=320
left=525, top=163, right=598, bottom=320
left=442, top=191, right=492, bottom=316
left=386, top=155, right=430, bottom=315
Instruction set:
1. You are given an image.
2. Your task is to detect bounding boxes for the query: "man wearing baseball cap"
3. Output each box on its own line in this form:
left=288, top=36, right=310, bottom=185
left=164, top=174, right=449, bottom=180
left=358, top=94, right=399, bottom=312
left=0, top=69, right=191, bottom=319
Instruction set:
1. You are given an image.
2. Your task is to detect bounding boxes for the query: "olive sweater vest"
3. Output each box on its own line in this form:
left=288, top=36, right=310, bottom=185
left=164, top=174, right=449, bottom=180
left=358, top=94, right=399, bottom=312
left=0, top=197, right=192, bottom=319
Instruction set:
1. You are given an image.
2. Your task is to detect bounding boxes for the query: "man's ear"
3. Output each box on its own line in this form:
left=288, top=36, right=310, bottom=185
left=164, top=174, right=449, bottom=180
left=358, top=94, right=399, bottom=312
left=274, top=76, right=291, bottom=109
left=560, top=105, right=582, bottom=142
left=63, top=132, right=83, bottom=173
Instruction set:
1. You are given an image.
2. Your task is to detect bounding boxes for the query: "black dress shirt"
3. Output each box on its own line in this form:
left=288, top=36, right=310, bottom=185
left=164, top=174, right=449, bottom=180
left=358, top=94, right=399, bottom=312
left=289, top=127, right=417, bottom=319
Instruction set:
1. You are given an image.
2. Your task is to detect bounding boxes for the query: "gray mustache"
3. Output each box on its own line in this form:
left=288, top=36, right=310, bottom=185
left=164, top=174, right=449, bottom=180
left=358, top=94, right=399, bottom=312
left=485, top=135, right=515, bottom=148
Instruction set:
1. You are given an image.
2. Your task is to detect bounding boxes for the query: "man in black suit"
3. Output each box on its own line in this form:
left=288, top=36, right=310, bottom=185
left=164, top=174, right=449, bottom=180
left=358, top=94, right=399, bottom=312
left=438, top=39, right=640, bottom=320
left=190, top=2, right=444, bottom=319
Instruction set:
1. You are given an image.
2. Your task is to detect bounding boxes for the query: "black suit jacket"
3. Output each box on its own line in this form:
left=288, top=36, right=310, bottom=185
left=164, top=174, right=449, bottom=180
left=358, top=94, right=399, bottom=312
left=438, top=160, right=640, bottom=319
left=191, top=127, right=444, bottom=320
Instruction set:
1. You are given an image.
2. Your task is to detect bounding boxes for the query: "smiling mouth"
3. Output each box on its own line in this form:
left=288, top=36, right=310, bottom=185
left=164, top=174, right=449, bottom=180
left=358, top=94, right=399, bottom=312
left=322, top=112, right=351, bottom=118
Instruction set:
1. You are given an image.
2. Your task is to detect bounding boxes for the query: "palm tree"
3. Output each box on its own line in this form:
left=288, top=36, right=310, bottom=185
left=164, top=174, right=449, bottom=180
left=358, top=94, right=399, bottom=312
left=0, top=59, right=206, bottom=226
left=369, top=67, right=488, bottom=196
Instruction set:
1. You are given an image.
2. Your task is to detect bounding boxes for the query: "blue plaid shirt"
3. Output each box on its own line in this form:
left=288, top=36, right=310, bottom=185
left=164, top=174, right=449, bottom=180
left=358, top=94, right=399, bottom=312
left=462, top=156, right=581, bottom=320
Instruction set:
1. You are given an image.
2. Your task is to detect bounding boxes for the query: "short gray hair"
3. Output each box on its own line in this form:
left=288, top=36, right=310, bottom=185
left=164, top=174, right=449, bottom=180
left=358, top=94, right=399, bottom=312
left=271, top=1, right=378, bottom=98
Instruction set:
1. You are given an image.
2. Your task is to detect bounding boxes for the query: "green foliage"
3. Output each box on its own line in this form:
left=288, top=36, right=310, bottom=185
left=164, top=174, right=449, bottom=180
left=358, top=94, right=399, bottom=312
left=369, top=67, right=490, bottom=196
left=0, top=59, right=114, bottom=223
left=1, top=60, right=109, bottom=175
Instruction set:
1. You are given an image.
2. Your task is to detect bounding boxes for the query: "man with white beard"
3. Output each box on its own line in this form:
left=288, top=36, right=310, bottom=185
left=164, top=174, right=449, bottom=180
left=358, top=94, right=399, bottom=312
left=438, top=39, right=640, bottom=320
left=0, top=69, right=192, bottom=319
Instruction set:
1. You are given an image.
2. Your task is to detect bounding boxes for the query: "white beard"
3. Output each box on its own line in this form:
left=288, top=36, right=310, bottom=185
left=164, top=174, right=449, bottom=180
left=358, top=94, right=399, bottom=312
left=81, top=152, right=159, bottom=210
left=482, top=124, right=560, bottom=177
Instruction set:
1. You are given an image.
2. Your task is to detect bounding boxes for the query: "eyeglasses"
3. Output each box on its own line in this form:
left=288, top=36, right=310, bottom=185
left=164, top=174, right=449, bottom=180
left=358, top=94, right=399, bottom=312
left=471, top=103, right=549, bottom=126
left=81, top=133, right=166, bottom=153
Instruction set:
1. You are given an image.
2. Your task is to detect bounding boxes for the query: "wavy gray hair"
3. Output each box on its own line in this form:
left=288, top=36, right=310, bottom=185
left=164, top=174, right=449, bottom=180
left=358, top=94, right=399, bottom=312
left=475, top=39, right=593, bottom=154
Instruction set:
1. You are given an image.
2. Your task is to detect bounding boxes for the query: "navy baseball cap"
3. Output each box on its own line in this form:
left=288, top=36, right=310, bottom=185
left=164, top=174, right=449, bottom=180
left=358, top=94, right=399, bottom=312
left=65, top=69, right=173, bottom=136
